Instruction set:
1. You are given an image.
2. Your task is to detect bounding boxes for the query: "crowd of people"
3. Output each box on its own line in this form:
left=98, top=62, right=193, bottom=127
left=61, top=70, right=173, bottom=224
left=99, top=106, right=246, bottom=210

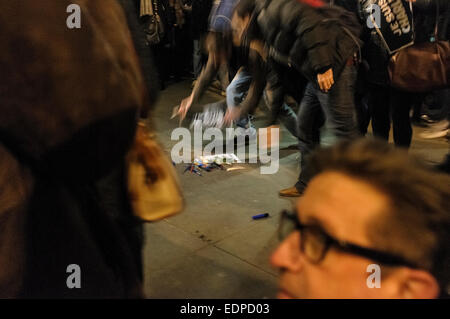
left=0, top=0, right=449, bottom=299
left=178, top=0, right=450, bottom=195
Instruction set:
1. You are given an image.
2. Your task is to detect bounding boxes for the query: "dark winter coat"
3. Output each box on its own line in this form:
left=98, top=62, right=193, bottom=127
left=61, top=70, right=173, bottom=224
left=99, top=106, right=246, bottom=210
left=253, top=0, right=362, bottom=84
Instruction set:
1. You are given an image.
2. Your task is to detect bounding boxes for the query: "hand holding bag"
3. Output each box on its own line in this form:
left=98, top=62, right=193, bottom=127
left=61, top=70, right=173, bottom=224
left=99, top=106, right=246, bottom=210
left=127, top=121, right=184, bottom=222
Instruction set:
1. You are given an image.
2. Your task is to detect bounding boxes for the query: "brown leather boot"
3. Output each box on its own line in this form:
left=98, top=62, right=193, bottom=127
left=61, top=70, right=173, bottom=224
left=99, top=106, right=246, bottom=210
left=279, top=186, right=302, bottom=197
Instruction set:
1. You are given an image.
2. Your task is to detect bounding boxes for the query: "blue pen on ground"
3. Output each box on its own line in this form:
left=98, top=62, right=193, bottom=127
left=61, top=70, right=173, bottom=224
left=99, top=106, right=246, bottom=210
left=252, top=213, right=269, bottom=220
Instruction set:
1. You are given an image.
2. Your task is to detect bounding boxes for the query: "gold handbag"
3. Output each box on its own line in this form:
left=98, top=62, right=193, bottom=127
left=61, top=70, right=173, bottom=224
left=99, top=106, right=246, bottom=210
left=126, top=122, right=184, bottom=222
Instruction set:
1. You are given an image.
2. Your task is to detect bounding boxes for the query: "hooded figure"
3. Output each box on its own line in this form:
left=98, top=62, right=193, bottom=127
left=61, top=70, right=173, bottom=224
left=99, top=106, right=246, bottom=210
left=0, top=0, right=154, bottom=298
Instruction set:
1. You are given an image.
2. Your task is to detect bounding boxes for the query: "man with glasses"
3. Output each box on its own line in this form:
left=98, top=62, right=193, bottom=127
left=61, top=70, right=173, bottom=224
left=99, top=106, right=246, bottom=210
left=271, top=138, right=450, bottom=299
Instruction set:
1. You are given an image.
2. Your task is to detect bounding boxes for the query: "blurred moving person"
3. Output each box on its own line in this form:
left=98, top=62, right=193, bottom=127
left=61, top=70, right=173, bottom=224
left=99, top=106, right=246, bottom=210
left=234, top=0, right=362, bottom=197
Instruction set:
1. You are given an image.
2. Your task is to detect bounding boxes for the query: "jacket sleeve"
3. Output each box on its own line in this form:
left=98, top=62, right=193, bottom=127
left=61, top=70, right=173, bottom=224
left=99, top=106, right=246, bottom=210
left=285, top=1, right=333, bottom=74
left=191, top=55, right=220, bottom=103
left=300, top=28, right=333, bottom=74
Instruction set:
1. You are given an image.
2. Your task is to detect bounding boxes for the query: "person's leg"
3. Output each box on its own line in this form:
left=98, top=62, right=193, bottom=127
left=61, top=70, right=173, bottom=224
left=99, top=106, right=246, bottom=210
left=287, top=64, right=357, bottom=196
left=431, top=89, right=450, bottom=122
left=294, top=83, right=322, bottom=194
left=226, top=68, right=252, bottom=128
left=411, top=96, right=423, bottom=124
left=152, top=43, right=166, bottom=90
left=263, top=87, right=299, bottom=138
left=418, top=89, right=450, bottom=138
left=354, top=67, right=370, bottom=135
left=193, top=39, right=202, bottom=78
left=391, top=88, right=414, bottom=148
left=316, top=65, right=358, bottom=147
left=278, top=102, right=299, bottom=138
left=218, top=63, right=230, bottom=92
left=368, top=84, right=391, bottom=141
left=355, top=92, right=370, bottom=136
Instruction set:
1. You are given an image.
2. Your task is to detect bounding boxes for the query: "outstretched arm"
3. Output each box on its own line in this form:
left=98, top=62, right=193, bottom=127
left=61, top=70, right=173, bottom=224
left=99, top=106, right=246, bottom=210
left=178, top=46, right=221, bottom=120
left=224, top=44, right=267, bottom=124
left=239, top=48, right=267, bottom=116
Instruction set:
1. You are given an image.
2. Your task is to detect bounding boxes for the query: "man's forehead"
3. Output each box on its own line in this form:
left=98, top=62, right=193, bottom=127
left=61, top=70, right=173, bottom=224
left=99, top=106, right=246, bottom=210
left=297, top=171, right=390, bottom=243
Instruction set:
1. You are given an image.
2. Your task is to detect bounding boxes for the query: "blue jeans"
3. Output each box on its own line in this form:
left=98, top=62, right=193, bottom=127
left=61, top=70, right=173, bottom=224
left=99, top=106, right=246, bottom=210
left=296, top=65, right=358, bottom=192
left=226, top=68, right=252, bottom=128
left=193, top=39, right=203, bottom=78
left=263, top=90, right=299, bottom=138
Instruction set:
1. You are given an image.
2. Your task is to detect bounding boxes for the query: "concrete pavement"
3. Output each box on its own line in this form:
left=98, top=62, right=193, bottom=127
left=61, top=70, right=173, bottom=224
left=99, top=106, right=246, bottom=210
left=142, top=80, right=448, bottom=299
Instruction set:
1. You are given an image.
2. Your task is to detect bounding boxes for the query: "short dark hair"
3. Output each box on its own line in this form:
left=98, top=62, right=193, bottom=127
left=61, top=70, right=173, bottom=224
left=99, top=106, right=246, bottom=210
left=308, top=138, right=450, bottom=297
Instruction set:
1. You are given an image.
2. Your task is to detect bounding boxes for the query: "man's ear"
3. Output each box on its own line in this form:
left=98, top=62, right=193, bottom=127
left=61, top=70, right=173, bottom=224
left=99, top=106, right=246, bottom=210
left=398, top=269, right=440, bottom=299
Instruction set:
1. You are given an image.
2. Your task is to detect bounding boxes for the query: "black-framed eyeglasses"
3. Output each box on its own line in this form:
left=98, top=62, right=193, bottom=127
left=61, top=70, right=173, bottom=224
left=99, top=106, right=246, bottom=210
left=278, top=209, right=419, bottom=269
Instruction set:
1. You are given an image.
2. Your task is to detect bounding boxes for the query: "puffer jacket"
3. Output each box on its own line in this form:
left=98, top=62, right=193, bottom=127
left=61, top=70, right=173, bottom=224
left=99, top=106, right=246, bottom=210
left=254, top=0, right=362, bottom=84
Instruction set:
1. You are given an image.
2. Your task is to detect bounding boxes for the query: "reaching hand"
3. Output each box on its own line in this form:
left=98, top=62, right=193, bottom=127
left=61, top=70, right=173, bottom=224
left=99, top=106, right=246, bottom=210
left=178, top=95, right=193, bottom=121
left=223, top=107, right=242, bottom=126
left=317, top=68, right=334, bottom=92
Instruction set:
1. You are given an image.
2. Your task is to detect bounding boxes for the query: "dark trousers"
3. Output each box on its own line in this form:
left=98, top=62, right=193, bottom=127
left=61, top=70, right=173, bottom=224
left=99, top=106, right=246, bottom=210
left=295, top=65, right=358, bottom=192
left=368, top=84, right=416, bottom=148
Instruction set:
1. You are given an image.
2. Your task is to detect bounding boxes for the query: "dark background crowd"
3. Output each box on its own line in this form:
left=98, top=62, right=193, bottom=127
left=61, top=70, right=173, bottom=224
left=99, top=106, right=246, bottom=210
left=132, top=0, right=213, bottom=89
